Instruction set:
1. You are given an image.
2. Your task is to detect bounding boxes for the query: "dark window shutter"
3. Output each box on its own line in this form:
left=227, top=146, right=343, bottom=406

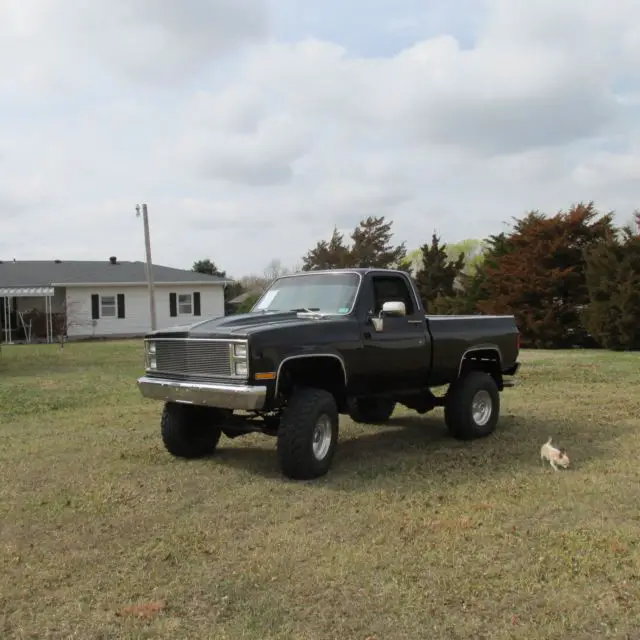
left=193, top=292, right=201, bottom=316
left=91, top=294, right=100, bottom=320
left=169, top=293, right=177, bottom=317
left=117, top=294, right=125, bottom=319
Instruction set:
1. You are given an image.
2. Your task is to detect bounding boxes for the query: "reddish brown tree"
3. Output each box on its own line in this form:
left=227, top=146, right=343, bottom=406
left=476, top=202, right=615, bottom=348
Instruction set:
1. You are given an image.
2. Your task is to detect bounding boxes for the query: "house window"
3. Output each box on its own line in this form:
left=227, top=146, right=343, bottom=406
left=101, top=295, right=117, bottom=317
left=178, top=294, right=192, bottom=315
left=91, top=293, right=125, bottom=320
left=169, top=292, right=201, bottom=318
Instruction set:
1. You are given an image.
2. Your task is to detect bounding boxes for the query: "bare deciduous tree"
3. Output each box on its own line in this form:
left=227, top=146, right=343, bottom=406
left=263, top=258, right=293, bottom=283
left=53, top=300, right=94, bottom=348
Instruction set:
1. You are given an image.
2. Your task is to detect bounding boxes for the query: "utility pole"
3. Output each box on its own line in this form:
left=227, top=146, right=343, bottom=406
left=136, top=203, right=157, bottom=331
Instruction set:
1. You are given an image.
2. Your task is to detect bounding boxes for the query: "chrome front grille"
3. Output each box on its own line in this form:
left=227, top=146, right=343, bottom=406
left=154, top=339, right=233, bottom=378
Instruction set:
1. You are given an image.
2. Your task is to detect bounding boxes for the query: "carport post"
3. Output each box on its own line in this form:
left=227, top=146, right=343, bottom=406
left=45, top=295, right=50, bottom=344
left=2, top=296, right=12, bottom=344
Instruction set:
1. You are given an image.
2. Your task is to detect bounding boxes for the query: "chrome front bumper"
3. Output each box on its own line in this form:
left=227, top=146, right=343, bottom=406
left=137, top=376, right=267, bottom=411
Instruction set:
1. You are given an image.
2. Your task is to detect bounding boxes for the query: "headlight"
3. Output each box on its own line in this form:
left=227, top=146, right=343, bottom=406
left=146, top=341, right=157, bottom=369
left=230, top=342, right=249, bottom=377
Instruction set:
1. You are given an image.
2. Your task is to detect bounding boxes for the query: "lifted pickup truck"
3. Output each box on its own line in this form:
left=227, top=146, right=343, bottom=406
left=137, top=268, right=520, bottom=480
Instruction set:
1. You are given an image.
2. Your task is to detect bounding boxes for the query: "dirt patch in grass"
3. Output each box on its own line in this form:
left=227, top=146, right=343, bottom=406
left=1, top=343, right=640, bottom=639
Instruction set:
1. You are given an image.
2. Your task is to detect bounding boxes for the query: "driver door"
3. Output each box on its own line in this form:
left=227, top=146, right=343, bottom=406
left=360, top=273, right=431, bottom=394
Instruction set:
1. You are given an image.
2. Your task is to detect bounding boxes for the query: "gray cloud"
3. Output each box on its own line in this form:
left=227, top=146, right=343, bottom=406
left=0, top=0, right=268, bottom=95
left=237, top=32, right=626, bottom=156
left=85, top=0, right=269, bottom=84
left=0, top=196, right=31, bottom=220
left=1, top=0, right=639, bottom=277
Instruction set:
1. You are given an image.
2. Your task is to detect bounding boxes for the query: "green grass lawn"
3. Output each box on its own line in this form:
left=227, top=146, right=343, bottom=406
left=1, top=341, right=640, bottom=639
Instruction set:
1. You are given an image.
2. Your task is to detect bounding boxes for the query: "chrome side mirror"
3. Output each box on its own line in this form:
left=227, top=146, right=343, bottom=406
left=371, top=300, right=406, bottom=332
left=381, top=300, right=406, bottom=317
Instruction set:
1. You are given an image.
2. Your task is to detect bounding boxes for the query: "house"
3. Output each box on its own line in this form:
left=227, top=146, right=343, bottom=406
left=0, top=257, right=232, bottom=343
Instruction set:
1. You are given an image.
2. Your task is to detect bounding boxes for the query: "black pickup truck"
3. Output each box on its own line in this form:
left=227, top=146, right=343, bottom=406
left=137, top=268, right=520, bottom=480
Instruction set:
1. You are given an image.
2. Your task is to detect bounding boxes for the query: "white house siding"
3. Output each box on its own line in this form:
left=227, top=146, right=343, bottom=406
left=65, top=284, right=225, bottom=338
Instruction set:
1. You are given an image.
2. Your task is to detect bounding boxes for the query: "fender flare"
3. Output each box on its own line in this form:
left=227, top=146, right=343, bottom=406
left=275, top=352, right=348, bottom=397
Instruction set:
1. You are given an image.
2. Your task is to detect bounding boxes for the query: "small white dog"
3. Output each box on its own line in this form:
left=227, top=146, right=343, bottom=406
left=540, top=437, right=570, bottom=471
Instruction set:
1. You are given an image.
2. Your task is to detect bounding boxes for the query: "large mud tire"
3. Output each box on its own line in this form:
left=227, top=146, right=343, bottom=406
left=444, top=371, right=500, bottom=440
left=277, top=388, right=339, bottom=480
left=160, top=402, right=224, bottom=459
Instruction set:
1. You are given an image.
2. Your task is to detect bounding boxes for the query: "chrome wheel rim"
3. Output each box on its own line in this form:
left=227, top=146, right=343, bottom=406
left=312, top=414, right=333, bottom=460
left=472, top=390, right=493, bottom=426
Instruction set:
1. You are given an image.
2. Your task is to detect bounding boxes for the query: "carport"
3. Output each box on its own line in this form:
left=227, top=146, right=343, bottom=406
left=0, top=286, right=55, bottom=344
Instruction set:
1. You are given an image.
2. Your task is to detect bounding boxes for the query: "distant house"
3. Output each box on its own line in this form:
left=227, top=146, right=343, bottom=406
left=0, top=257, right=232, bottom=343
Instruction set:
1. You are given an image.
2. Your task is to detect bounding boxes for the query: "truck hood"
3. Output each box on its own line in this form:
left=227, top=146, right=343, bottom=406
left=149, top=310, right=344, bottom=339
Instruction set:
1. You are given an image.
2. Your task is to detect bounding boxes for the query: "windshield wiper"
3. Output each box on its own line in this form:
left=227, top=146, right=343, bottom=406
left=292, top=307, right=329, bottom=319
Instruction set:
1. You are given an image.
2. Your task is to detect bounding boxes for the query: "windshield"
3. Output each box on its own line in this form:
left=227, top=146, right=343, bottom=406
left=251, top=272, right=360, bottom=315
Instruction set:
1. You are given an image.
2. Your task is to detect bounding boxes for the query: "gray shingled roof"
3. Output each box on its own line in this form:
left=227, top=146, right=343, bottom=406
left=0, top=260, right=231, bottom=288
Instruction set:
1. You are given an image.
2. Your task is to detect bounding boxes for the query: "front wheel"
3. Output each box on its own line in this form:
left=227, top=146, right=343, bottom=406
left=444, top=371, right=500, bottom=440
left=160, top=402, right=225, bottom=458
left=276, top=388, right=339, bottom=480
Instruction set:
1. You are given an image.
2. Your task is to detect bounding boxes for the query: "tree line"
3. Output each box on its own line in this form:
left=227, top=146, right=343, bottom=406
left=193, top=203, right=640, bottom=350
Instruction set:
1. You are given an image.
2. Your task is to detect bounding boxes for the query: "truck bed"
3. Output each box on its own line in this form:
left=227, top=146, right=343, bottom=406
left=425, top=314, right=520, bottom=384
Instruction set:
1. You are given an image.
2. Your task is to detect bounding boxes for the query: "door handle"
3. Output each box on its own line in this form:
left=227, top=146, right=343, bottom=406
left=408, top=320, right=423, bottom=324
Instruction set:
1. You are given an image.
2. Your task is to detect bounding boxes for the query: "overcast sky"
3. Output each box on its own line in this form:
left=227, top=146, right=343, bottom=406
left=1, top=0, right=639, bottom=277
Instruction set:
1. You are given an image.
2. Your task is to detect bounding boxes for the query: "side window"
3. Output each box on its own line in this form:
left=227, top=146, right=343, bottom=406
left=178, top=293, right=193, bottom=315
left=100, top=295, right=117, bottom=317
left=372, top=276, right=415, bottom=315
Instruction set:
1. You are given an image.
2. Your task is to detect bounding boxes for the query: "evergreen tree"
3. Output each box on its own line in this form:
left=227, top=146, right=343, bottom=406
left=192, top=258, right=226, bottom=277
left=348, top=216, right=407, bottom=268
left=406, top=238, right=486, bottom=277
left=413, top=233, right=466, bottom=313
left=582, top=226, right=640, bottom=350
left=302, top=227, right=352, bottom=271
left=301, top=217, right=407, bottom=271
left=459, top=232, right=517, bottom=314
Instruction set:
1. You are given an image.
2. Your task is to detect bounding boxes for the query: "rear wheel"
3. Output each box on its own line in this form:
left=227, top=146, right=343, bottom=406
left=444, top=371, right=500, bottom=440
left=277, top=387, right=339, bottom=480
left=160, top=402, right=226, bottom=458
left=348, top=397, right=396, bottom=424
